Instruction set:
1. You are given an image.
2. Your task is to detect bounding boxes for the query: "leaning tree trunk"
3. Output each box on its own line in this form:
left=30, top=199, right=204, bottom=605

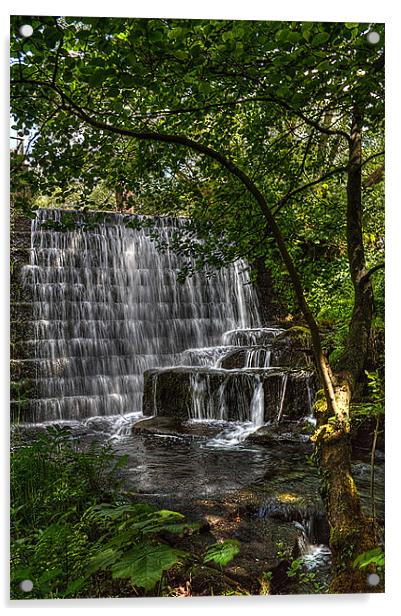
left=311, top=106, right=382, bottom=593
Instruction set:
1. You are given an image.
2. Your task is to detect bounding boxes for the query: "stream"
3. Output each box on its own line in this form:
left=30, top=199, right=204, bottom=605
left=11, top=412, right=384, bottom=595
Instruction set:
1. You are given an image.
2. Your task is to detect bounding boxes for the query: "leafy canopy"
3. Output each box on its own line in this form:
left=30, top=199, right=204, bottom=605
left=10, top=17, right=384, bottom=325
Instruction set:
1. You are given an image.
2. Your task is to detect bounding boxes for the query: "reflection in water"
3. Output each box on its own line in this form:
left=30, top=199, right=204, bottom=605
left=11, top=414, right=384, bottom=594
left=113, top=428, right=274, bottom=498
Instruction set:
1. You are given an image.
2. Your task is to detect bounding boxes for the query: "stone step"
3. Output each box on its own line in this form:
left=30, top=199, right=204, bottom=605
left=220, top=344, right=312, bottom=370
left=10, top=354, right=179, bottom=381
left=11, top=373, right=143, bottom=400
left=11, top=391, right=142, bottom=423
left=222, top=327, right=284, bottom=346
left=143, top=366, right=316, bottom=423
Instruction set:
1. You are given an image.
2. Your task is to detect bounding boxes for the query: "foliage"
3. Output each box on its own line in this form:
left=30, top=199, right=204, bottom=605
left=274, top=541, right=327, bottom=594
left=10, top=429, right=245, bottom=599
left=286, top=559, right=325, bottom=594
left=10, top=430, right=193, bottom=598
left=10, top=17, right=384, bottom=329
left=351, top=369, right=384, bottom=423
left=11, top=426, right=126, bottom=532
left=353, top=547, right=384, bottom=570
left=202, top=539, right=240, bottom=568
left=83, top=503, right=193, bottom=592
left=9, top=16, right=384, bottom=353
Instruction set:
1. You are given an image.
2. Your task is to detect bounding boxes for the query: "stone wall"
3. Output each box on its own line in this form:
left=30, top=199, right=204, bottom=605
left=10, top=212, right=35, bottom=422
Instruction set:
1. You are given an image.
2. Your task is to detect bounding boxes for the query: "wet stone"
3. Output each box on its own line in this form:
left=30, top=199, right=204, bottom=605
left=143, top=366, right=316, bottom=423
left=133, top=416, right=222, bottom=440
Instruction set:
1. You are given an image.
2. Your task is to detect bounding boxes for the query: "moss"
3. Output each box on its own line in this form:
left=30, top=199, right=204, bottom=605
left=345, top=473, right=358, bottom=498
left=313, top=389, right=328, bottom=415
left=276, top=326, right=312, bottom=349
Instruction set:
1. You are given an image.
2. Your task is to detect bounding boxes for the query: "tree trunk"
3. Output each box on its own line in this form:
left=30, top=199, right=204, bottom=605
left=312, top=378, right=381, bottom=592
left=311, top=106, right=381, bottom=593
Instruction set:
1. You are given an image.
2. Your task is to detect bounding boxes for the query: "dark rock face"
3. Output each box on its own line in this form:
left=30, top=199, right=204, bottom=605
left=10, top=214, right=37, bottom=421
left=143, top=367, right=315, bottom=423
left=143, top=368, right=194, bottom=419
left=219, top=341, right=312, bottom=370
left=251, top=257, right=287, bottom=324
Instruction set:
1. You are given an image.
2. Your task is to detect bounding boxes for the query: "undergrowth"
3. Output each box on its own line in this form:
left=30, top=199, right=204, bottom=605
left=10, top=427, right=242, bottom=599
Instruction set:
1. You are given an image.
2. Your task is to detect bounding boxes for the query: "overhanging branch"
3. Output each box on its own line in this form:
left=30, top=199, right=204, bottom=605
left=273, top=165, right=347, bottom=214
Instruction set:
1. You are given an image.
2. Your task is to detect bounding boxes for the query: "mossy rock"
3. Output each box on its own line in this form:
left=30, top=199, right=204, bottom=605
left=10, top=302, right=35, bottom=323
left=10, top=359, right=39, bottom=381
left=275, top=325, right=312, bottom=349
left=186, top=565, right=248, bottom=596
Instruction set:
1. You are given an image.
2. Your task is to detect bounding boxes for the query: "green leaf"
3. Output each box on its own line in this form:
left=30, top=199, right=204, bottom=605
left=87, top=546, right=123, bottom=573
left=85, top=502, right=155, bottom=521
left=287, top=32, right=300, bottom=44
left=63, top=578, right=87, bottom=597
left=317, top=60, right=331, bottom=71
left=111, top=542, right=184, bottom=590
left=275, top=29, right=288, bottom=43
left=353, top=547, right=384, bottom=569
left=203, top=539, right=240, bottom=568
left=312, top=32, right=330, bottom=46
left=190, top=43, right=203, bottom=58
left=222, top=31, right=233, bottom=42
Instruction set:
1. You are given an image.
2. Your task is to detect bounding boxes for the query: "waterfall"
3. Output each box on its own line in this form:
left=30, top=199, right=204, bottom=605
left=21, top=209, right=260, bottom=423
left=276, top=373, right=289, bottom=423
left=250, top=377, right=265, bottom=426
left=245, top=347, right=271, bottom=368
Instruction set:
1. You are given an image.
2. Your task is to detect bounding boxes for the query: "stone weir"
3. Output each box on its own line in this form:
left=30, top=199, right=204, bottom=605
left=10, top=209, right=261, bottom=423
left=142, top=326, right=317, bottom=425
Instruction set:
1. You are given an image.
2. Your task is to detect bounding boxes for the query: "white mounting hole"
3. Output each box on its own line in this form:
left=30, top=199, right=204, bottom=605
left=367, top=573, right=380, bottom=587
left=366, top=31, right=380, bottom=45
left=19, top=579, right=33, bottom=592
left=19, top=24, right=33, bottom=38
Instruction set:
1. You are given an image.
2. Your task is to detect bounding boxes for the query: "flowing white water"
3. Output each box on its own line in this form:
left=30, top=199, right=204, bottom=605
left=22, top=210, right=260, bottom=423
left=245, top=347, right=271, bottom=368
left=203, top=374, right=267, bottom=447
left=276, top=373, right=289, bottom=423
left=250, top=377, right=265, bottom=426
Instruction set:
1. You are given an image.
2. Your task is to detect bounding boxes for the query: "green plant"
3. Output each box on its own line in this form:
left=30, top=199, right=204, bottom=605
left=353, top=547, right=384, bottom=571
left=202, top=539, right=240, bottom=569
left=11, top=426, right=127, bottom=532
left=286, top=559, right=325, bottom=594
left=259, top=571, right=273, bottom=595
left=10, top=430, right=197, bottom=599
left=84, top=503, right=198, bottom=592
left=275, top=540, right=291, bottom=560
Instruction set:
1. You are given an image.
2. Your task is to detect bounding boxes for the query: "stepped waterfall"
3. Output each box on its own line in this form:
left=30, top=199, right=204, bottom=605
left=18, top=209, right=315, bottom=431
left=12, top=209, right=384, bottom=594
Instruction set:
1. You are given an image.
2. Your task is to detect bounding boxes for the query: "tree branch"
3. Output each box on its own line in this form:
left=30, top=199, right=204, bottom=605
left=360, top=150, right=385, bottom=168
left=51, top=18, right=65, bottom=86
left=363, top=262, right=385, bottom=281
left=273, top=165, right=347, bottom=214
left=14, top=76, right=340, bottom=413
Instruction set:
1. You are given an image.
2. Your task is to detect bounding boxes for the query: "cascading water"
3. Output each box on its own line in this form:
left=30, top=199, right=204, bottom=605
left=276, top=373, right=289, bottom=423
left=143, top=318, right=316, bottom=443
left=21, top=209, right=260, bottom=423
left=12, top=209, right=382, bottom=596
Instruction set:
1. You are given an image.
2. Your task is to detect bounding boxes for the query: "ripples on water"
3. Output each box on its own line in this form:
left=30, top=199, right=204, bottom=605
left=11, top=412, right=384, bottom=595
